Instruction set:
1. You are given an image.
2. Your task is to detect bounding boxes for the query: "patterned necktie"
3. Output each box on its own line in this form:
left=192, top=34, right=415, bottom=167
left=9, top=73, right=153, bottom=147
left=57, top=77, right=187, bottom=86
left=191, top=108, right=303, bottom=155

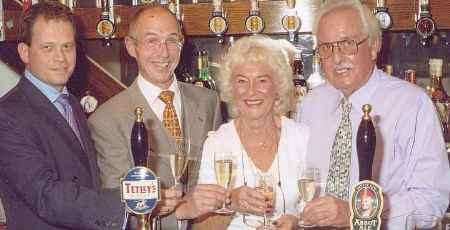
left=325, top=99, right=352, bottom=200
left=56, top=94, right=83, bottom=147
left=159, top=90, right=182, bottom=138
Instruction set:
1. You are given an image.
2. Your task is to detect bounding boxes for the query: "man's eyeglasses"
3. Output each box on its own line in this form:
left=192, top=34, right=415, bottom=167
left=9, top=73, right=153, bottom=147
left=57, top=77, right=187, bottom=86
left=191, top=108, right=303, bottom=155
left=316, top=36, right=369, bottom=59
left=129, top=35, right=183, bottom=50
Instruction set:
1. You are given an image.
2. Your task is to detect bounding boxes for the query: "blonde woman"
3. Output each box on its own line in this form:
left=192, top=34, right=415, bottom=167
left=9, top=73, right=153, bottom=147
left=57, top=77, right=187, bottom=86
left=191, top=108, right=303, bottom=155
left=197, top=35, right=310, bottom=230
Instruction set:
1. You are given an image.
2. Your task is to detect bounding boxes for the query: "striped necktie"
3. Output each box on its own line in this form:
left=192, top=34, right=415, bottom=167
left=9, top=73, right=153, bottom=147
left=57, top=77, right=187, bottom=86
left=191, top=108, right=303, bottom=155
left=56, top=94, right=83, bottom=147
left=159, top=90, right=182, bottom=138
left=325, top=99, right=352, bottom=200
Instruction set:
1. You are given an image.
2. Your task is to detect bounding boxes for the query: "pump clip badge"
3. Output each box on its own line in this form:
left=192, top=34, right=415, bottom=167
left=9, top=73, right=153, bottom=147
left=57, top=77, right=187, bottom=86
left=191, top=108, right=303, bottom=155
left=350, top=180, right=383, bottom=230
left=121, top=167, right=160, bottom=215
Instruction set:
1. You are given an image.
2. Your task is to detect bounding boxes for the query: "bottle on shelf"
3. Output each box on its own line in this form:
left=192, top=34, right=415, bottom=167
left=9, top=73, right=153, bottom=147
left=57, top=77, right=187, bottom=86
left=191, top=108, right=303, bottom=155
left=194, top=50, right=216, bottom=90
left=384, top=64, right=393, bottom=76
left=428, top=58, right=449, bottom=142
left=404, top=69, right=417, bottom=84
left=289, top=50, right=308, bottom=119
left=429, top=58, right=448, bottom=102
left=307, top=54, right=326, bottom=89
left=292, top=50, right=308, bottom=100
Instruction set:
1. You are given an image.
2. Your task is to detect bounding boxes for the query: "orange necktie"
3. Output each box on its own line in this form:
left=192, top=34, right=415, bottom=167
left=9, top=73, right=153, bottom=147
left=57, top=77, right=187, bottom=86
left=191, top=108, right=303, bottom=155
left=159, top=90, right=182, bottom=138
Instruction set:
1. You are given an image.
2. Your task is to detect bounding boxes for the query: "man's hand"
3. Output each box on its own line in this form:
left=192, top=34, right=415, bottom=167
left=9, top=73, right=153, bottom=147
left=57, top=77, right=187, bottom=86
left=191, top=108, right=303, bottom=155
left=152, top=187, right=182, bottom=217
left=230, top=186, right=268, bottom=216
left=273, top=214, right=299, bottom=230
left=300, top=195, right=350, bottom=227
left=175, top=184, right=226, bottom=220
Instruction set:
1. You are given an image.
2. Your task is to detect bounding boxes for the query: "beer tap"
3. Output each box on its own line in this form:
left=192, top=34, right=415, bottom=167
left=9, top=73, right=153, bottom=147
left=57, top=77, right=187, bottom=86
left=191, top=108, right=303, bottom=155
left=356, top=105, right=376, bottom=181
left=349, top=104, right=383, bottom=230
left=281, top=0, right=301, bottom=43
left=415, top=0, right=436, bottom=47
left=209, top=0, right=228, bottom=44
left=245, top=0, right=264, bottom=34
left=96, top=0, right=115, bottom=47
left=373, top=0, right=392, bottom=30
left=122, top=107, right=160, bottom=230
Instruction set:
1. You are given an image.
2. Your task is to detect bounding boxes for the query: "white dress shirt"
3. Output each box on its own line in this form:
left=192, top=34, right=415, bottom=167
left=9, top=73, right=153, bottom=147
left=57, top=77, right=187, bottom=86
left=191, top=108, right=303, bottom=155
left=296, top=68, right=450, bottom=229
left=137, top=74, right=182, bottom=124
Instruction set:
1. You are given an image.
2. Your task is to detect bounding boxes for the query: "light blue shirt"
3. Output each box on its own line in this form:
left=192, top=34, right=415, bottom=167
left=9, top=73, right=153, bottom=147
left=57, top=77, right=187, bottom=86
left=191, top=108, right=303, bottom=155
left=296, top=68, right=450, bottom=229
left=24, top=70, right=69, bottom=116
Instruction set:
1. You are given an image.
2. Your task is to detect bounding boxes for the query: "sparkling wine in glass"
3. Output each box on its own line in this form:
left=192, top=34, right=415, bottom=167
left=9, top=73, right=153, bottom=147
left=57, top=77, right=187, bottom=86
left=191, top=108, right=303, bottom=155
left=169, top=137, right=190, bottom=187
left=297, top=166, right=320, bottom=228
left=256, top=173, right=276, bottom=230
left=214, top=152, right=234, bottom=214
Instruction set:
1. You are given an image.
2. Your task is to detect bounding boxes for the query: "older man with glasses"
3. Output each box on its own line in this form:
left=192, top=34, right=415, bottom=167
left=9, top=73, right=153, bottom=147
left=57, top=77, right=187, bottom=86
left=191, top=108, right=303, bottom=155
left=88, top=5, right=225, bottom=229
left=295, top=0, right=450, bottom=229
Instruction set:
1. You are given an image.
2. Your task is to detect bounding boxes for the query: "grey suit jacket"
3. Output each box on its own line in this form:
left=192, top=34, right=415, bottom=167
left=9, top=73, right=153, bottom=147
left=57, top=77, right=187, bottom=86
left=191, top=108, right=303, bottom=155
left=88, top=80, right=222, bottom=228
left=0, top=77, right=124, bottom=230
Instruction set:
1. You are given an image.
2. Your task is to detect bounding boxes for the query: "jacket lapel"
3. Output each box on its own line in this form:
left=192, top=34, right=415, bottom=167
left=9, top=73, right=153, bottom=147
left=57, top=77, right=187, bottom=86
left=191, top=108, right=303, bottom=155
left=127, top=82, right=175, bottom=160
left=179, top=83, right=205, bottom=149
left=20, top=78, right=91, bottom=174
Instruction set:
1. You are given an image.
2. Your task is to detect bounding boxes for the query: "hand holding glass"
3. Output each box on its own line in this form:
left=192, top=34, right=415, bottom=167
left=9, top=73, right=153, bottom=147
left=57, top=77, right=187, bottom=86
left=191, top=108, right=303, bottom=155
left=214, top=151, right=234, bottom=214
left=255, top=173, right=276, bottom=229
left=297, top=167, right=320, bottom=228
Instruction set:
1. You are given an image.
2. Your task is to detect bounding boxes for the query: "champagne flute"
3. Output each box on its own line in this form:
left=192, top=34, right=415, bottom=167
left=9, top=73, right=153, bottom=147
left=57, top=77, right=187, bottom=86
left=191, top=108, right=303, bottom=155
left=255, top=173, right=276, bottom=230
left=169, top=137, right=190, bottom=189
left=214, top=151, right=234, bottom=214
left=297, top=166, right=320, bottom=228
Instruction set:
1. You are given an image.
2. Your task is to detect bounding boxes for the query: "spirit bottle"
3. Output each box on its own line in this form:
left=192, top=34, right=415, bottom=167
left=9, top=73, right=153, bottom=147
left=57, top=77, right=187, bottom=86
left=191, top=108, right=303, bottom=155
left=429, top=58, right=448, bottom=102
left=194, top=51, right=216, bottom=90
left=307, top=54, right=326, bottom=89
left=404, top=69, right=417, bottom=84
left=428, top=58, right=449, bottom=141
left=292, top=51, right=308, bottom=100
left=289, top=51, right=308, bottom=119
left=384, top=64, right=393, bottom=76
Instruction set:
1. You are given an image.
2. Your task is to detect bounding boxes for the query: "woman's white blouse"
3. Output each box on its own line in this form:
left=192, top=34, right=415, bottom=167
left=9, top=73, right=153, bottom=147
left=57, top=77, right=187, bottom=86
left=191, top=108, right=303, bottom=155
left=198, top=117, right=310, bottom=229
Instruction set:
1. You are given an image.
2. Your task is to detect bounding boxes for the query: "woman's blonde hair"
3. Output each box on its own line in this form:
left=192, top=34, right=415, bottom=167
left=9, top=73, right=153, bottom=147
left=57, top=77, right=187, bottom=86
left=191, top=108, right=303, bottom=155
left=218, top=35, right=296, bottom=118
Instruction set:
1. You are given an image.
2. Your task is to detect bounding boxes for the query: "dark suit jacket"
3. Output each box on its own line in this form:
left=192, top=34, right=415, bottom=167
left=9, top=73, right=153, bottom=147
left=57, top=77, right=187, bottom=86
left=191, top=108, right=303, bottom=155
left=88, top=80, right=222, bottom=229
left=0, top=77, right=124, bottom=230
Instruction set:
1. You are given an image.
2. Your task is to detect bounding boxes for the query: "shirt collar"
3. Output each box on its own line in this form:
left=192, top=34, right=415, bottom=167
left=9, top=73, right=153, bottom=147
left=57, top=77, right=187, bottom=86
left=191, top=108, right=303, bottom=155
left=137, top=73, right=180, bottom=104
left=348, top=67, right=380, bottom=113
left=328, top=67, right=380, bottom=113
left=24, top=69, right=68, bottom=103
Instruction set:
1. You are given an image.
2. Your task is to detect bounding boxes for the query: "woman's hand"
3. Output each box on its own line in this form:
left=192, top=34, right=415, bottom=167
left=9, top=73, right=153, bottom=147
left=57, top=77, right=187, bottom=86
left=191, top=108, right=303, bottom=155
left=230, top=186, right=268, bottom=215
left=273, top=214, right=299, bottom=230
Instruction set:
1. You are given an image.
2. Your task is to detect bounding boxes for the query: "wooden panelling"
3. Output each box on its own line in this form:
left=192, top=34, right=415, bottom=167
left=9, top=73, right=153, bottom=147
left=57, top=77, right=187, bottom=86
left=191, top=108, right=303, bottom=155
left=2, top=0, right=450, bottom=40
left=69, top=54, right=126, bottom=105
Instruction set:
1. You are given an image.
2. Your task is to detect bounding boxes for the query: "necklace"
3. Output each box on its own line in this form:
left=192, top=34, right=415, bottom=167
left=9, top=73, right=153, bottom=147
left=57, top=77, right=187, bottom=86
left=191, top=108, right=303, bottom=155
left=237, top=118, right=277, bottom=152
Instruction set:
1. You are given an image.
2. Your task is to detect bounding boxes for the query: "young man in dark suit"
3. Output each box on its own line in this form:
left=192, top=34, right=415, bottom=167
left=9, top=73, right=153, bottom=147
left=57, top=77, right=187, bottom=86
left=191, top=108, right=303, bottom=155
left=0, top=2, right=125, bottom=229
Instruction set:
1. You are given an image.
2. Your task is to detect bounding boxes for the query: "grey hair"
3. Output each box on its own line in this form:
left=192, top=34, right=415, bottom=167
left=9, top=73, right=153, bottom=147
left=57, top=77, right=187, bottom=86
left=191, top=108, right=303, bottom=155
left=218, top=35, right=296, bottom=118
left=312, top=0, right=381, bottom=46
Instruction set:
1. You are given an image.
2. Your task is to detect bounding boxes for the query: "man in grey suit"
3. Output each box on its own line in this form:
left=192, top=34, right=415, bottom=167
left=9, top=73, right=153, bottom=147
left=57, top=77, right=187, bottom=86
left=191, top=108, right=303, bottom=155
left=88, top=5, right=227, bottom=228
left=0, top=2, right=125, bottom=229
